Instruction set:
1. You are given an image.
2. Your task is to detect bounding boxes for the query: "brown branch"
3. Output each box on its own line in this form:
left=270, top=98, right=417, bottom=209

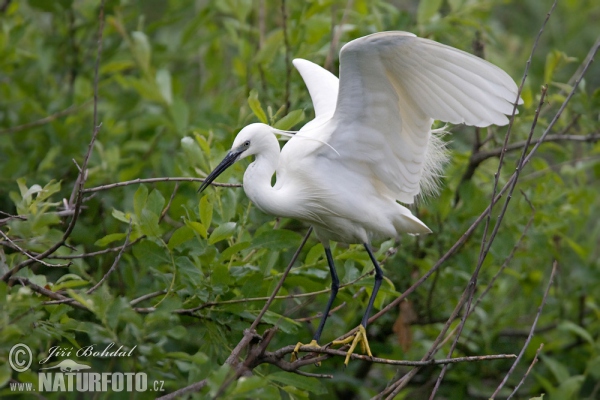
left=507, top=343, right=544, bottom=400
left=47, top=236, right=144, bottom=260
left=155, top=379, right=207, bottom=400
left=267, top=343, right=516, bottom=368
left=0, top=209, right=77, bottom=227
left=159, top=183, right=179, bottom=223
left=491, top=262, right=557, bottom=399
left=471, top=131, right=598, bottom=165
left=129, top=290, right=167, bottom=306
left=86, top=219, right=132, bottom=294
left=455, top=0, right=556, bottom=197
left=429, top=85, right=548, bottom=399
left=0, top=101, right=91, bottom=135
left=0, top=230, right=72, bottom=268
left=82, top=177, right=241, bottom=193
left=10, top=277, right=88, bottom=311
left=360, top=5, right=596, bottom=364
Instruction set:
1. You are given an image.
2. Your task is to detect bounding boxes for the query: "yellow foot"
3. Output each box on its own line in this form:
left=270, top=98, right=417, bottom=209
left=332, top=325, right=373, bottom=366
left=290, top=339, right=322, bottom=365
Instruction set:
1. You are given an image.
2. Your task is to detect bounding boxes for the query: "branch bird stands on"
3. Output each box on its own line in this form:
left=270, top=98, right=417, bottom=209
left=199, top=31, right=522, bottom=366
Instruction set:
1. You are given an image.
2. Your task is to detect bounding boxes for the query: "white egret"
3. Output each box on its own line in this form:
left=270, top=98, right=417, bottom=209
left=199, top=31, right=522, bottom=365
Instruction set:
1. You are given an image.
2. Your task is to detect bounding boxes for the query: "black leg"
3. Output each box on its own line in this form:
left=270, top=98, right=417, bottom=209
left=361, top=243, right=383, bottom=328
left=312, top=247, right=340, bottom=343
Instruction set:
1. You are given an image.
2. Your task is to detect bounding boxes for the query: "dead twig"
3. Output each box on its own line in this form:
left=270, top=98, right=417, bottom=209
left=491, top=262, right=557, bottom=399
left=83, top=177, right=241, bottom=193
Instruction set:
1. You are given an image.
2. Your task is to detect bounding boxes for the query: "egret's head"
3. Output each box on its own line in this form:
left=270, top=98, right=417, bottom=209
left=198, top=123, right=274, bottom=192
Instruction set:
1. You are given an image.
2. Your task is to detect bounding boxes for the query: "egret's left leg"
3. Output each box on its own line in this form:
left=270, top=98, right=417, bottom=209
left=333, top=243, right=382, bottom=365
left=291, top=246, right=340, bottom=363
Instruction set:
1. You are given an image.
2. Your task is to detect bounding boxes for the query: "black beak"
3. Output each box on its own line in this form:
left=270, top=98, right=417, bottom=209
left=198, top=150, right=242, bottom=193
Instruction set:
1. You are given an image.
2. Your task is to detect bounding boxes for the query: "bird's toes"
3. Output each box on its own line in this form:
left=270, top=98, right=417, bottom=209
left=290, top=340, right=322, bottom=363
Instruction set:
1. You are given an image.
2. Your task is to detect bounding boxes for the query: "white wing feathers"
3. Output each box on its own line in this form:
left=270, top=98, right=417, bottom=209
left=293, top=31, right=522, bottom=204
left=292, top=59, right=339, bottom=119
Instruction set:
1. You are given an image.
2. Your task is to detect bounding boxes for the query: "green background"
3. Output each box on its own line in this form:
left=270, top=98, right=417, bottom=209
left=1, top=0, right=599, bottom=398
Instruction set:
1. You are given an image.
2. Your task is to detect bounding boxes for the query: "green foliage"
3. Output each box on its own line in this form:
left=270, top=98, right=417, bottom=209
left=1, top=0, right=599, bottom=399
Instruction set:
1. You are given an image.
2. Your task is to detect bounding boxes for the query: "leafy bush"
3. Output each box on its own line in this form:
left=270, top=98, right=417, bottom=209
left=1, top=0, right=599, bottom=399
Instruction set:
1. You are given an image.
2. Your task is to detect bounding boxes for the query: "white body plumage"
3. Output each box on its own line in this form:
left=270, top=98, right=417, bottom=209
left=204, top=31, right=522, bottom=245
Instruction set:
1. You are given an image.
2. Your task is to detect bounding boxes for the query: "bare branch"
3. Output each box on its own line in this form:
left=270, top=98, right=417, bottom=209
left=83, top=177, right=241, bottom=193
left=155, top=379, right=207, bottom=400
left=507, top=343, right=544, bottom=400
left=86, top=219, right=132, bottom=294
left=491, top=262, right=557, bottom=399
left=0, top=230, right=72, bottom=268
left=10, top=277, right=88, bottom=311
left=129, top=290, right=167, bottom=306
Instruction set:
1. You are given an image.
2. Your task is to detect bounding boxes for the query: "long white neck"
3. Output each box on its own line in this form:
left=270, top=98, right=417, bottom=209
left=243, top=138, right=288, bottom=217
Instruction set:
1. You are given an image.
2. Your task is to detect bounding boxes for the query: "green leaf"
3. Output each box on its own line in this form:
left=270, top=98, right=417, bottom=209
left=133, top=240, right=171, bottom=268
left=95, top=233, right=127, bottom=247
left=112, top=209, right=133, bottom=224
left=133, top=185, right=148, bottom=219
left=209, top=222, right=237, bottom=244
left=169, top=97, right=190, bottom=135
left=558, top=321, right=594, bottom=346
left=254, top=29, right=283, bottom=64
left=417, top=0, right=443, bottom=24
left=249, top=229, right=303, bottom=251
left=248, top=89, right=268, bottom=123
left=267, top=371, right=326, bottom=395
left=185, top=220, right=207, bottom=239
left=540, top=355, right=570, bottom=383
left=139, top=209, right=160, bottom=237
left=131, top=31, right=151, bottom=72
left=168, top=226, right=195, bottom=250
left=553, top=375, right=585, bottom=400
left=146, top=189, right=165, bottom=216
left=231, top=376, right=265, bottom=395
left=156, top=68, right=173, bottom=104
left=0, top=363, right=11, bottom=388
left=199, top=195, right=213, bottom=228
left=273, top=109, right=305, bottom=130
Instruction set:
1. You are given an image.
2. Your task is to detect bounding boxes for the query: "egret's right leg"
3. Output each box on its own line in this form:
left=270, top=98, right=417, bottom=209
left=291, top=247, right=339, bottom=362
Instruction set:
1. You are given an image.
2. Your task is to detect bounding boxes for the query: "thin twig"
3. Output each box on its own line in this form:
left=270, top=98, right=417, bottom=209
left=155, top=379, right=207, bottom=400
left=429, top=85, right=549, bottom=399
left=10, top=277, right=88, bottom=310
left=83, top=177, right=241, bottom=193
left=507, top=343, right=544, bottom=400
left=159, top=183, right=179, bottom=223
left=47, top=236, right=144, bottom=260
left=275, top=343, right=515, bottom=367
left=0, top=230, right=72, bottom=268
left=86, top=220, right=132, bottom=294
left=364, top=8, right=596, bottom=348
left=129, top=290, right=167, bottom=306
left=491, top=262, right=557, bottom=398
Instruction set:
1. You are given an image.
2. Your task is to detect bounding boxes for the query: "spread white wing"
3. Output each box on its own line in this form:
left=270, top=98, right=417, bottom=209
left=292, top=31, right=522, bottom=204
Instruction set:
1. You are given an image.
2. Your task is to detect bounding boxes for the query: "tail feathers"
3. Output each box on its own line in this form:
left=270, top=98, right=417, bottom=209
left=397, top=209, right=432, bottom=235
